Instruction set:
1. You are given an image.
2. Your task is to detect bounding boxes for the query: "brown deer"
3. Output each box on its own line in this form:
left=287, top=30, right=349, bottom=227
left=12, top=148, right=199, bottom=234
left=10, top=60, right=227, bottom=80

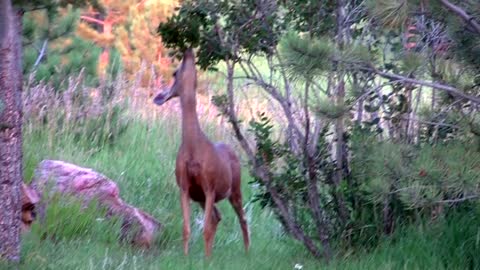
left=153, top=48, right=250, bottom=257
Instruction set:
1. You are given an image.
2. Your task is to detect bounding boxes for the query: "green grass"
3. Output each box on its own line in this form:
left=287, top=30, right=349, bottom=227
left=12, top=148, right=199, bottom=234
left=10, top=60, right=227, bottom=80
left=5, top=116, right=480, bottom=269
left=17, top=118, right=322, bottom=270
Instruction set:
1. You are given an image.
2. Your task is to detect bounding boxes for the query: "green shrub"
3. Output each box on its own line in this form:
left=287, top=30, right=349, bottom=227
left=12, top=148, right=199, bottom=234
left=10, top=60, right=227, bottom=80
left=347, top=126, right=480, bottom=249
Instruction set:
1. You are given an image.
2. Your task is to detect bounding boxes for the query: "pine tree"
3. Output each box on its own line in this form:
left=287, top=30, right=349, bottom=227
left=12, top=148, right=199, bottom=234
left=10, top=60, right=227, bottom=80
left=23, top=5, right=101, bottom=88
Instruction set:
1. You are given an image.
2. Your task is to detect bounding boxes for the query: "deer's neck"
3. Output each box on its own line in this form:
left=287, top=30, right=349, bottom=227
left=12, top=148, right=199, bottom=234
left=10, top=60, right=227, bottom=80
left=180, top=92, right=205, bottom=148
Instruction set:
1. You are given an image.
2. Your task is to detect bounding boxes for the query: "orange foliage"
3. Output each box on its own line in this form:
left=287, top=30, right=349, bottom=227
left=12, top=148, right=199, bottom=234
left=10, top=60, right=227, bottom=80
left=77, top=0, right=179, bottom=86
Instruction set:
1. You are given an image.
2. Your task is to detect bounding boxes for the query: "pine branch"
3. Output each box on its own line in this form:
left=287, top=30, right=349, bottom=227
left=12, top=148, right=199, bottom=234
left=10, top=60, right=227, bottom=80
left=279, top=33, right=334, bottom=78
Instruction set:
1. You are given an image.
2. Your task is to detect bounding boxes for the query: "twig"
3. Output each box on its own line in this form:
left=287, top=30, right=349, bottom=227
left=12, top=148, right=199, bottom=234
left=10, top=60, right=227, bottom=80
left=33, top=39, right=48, bottom=68
left=401, top=116, right=460, bottom=129
left=80, top=15, right=105, bottom=25
left=363, top=66, right=480, bottom=104
left=435, top=195, right=480, bottom=204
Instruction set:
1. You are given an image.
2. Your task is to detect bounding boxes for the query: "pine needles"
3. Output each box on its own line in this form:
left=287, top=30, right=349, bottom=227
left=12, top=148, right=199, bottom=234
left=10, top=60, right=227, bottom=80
left=279, top=32, right=334, bottom=80
left=279, top=32, right=374, bottom=81
left=366, top=0, right=409, bottom=29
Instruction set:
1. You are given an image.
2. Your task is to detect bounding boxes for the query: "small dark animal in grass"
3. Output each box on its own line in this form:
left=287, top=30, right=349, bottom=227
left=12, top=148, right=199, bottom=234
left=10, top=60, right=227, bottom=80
left=153, top=48, right=250, bottom=257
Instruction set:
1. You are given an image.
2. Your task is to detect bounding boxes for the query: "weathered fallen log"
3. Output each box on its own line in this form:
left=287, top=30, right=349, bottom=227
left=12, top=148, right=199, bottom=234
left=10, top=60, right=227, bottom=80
left=21, top=182, right=40, bottom=233
left=25, top=160, right=162, bottom=248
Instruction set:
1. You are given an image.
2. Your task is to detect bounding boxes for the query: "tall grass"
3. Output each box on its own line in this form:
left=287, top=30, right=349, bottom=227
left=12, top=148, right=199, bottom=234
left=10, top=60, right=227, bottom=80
left=4, top=74, right=479, bottom=269
left=15, top=74, right=321, bottom=269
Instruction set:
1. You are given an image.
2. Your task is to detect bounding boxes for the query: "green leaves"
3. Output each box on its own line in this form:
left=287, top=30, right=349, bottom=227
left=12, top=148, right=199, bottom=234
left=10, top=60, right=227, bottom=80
left=248, top=112, right=277, bottom=165
left=158, top=0, right=231, bottom=69
left=158, top=0, right=282, bottom=70
left=280, top=0, right=336, bottom=37
left=248, top=112, right=310, bottom=210
left=211, top=94, right=228, bottom=116
left=22, top=6, right=101, bottom=88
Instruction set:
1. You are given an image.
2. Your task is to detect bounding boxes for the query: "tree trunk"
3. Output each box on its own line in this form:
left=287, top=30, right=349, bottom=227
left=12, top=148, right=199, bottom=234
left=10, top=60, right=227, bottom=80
left=333, top=80, right=345, bottom=185
left=98, top=16, right=113, bottom=81
left=334, top=0, right=346, bottom=186
left=0, top=2, right=23, bottom=263
left=332, top=0, right=350, bottom=226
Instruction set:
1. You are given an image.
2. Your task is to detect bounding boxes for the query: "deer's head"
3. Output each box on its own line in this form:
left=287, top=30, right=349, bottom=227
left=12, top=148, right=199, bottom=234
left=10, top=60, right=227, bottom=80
left=153, top=48, right=197, bottom=106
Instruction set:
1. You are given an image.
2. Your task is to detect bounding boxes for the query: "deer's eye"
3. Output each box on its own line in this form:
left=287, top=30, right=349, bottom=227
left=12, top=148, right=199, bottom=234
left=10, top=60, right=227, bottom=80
left=173, top=70, right=177, bottom=77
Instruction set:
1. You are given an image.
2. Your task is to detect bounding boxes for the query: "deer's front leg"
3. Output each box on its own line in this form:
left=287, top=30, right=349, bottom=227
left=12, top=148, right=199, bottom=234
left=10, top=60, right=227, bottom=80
left=180, top=189, right=191, bottom=255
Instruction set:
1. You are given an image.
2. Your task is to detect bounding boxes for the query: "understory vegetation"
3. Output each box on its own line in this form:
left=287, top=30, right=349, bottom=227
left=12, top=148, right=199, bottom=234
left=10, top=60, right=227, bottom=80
left=4, top=69, right=478, bottom=269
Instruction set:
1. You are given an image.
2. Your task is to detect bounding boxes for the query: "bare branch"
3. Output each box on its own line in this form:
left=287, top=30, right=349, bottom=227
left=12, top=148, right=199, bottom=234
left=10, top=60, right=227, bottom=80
left=33, top=39, right=47, bottom=68
left=218, top=41, right=324, bottom=258
left=364, top=66, right=480, bottom=104
left=238, top=60, right=306, bottom=144
left=225, top=61, right=255, bottom=161
left=251, top=165, right=324, bottom=258
left=439, top=0, right=480, bottom=34
left=80, top=15, right=105, bottom=25
left=435, top=195, right=480, bottom=204
left=401, top=116, right=460, bottom=129
left=303, top=81, right=311, bottom=152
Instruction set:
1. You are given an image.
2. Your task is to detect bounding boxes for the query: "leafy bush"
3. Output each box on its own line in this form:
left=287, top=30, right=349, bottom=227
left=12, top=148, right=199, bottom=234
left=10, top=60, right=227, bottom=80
left=248, top=112, right=336, bottom=240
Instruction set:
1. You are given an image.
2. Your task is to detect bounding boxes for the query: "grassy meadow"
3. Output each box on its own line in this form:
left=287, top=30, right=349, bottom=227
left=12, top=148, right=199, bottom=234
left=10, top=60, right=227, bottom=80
left=1, top=74, right=478, bottom=270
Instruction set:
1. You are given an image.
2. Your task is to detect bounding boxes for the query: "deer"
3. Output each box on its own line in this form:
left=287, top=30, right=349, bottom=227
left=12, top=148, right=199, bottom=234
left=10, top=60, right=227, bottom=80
left=153, top=48, right=250, bottom=257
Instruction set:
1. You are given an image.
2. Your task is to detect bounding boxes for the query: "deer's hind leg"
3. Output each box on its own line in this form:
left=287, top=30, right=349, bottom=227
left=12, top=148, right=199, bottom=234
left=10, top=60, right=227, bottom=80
left=199, top=201, right=222, bottom=225
left=229, top=164, right=250, bottom=252
left=203, top=192, right=217, bottom=257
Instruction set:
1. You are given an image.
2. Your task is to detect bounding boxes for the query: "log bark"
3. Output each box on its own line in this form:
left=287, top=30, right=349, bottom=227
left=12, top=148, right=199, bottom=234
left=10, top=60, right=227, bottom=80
left=21, top=183, right=40, bottom=233
left=0, top=2, right=23, bottom=263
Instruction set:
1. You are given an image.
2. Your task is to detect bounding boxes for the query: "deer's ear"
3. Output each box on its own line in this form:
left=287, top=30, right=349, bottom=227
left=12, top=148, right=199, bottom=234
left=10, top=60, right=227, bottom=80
left=153, top=88, right=176, bottom=106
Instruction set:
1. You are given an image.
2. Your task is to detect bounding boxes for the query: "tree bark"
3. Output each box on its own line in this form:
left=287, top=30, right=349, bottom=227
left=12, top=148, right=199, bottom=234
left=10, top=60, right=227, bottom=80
left=0, top=2, right=23, bottom=263
left=334, top=0, right=346, bottom=186
left=332, top=0, right=350, bottom=226
left=303, top=81, right=332, bottom=261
